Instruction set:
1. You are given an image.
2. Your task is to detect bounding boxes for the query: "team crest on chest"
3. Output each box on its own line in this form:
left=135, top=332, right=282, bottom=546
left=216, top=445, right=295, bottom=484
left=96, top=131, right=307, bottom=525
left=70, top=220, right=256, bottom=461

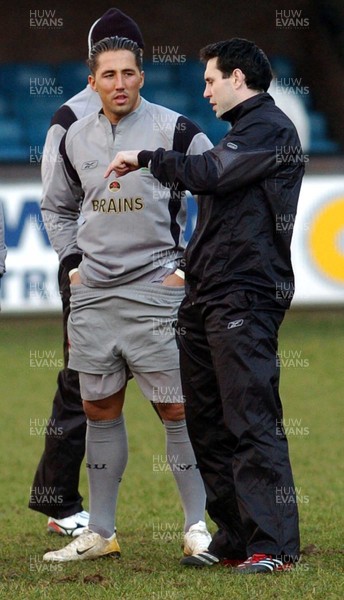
left=108, top=180, right=121, bottom=192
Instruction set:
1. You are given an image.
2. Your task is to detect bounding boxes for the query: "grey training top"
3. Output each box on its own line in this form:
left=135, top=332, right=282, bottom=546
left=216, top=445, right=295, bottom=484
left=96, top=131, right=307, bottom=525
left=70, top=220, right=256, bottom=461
left=41, top=96, right=212, bottom=287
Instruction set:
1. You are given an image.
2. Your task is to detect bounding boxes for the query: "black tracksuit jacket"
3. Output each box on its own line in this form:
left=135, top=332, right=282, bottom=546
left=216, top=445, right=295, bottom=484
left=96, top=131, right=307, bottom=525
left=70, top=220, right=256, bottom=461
left=139, top=93, right=305, bottom=308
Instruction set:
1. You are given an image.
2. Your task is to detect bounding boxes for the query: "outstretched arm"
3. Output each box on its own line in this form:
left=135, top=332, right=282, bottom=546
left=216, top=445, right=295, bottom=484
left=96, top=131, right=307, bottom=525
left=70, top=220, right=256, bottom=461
left=105, top=119, right=293, bottom=196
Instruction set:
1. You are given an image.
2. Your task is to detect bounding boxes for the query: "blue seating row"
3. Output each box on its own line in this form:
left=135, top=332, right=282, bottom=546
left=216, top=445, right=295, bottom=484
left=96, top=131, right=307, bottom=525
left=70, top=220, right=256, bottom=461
left=0, top=59, right=339, bottom=162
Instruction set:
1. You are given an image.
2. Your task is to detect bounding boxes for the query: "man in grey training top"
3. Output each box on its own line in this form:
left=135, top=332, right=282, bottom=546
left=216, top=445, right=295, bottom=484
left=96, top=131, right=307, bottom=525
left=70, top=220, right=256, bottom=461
left=42, top=35, right=213, bottom=562
left=30, top=8, right=146, bottom=538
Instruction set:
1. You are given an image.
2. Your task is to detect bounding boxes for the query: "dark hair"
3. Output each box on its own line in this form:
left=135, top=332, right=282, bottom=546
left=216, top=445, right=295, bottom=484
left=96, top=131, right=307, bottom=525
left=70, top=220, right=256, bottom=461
left=88, top=36, right=143, bottom=75
left=200, top=38, right=272, bottom=92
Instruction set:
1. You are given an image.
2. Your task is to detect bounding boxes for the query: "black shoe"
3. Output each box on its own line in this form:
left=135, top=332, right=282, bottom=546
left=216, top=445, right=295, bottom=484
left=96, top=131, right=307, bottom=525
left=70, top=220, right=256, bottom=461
left=234, top=553, right=294, bottom=574
left=180, top=551, right=219, bottom=568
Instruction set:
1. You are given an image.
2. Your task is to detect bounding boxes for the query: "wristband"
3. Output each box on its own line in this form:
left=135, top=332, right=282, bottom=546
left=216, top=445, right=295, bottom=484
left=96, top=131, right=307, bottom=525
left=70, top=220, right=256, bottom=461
left=175, top=269, right=185, bottom=280
left=69, top=268, right=79, bottom=279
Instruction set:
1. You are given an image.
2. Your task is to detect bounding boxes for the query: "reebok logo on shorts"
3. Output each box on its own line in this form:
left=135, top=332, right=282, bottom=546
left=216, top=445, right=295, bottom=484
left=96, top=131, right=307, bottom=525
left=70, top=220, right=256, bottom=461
left=227, top=319, right=244, bottom=329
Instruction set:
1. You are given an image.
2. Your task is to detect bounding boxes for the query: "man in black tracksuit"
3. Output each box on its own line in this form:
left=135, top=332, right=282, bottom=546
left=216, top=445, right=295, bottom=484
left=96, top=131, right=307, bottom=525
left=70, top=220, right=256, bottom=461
left=107, top=38, right=304, bottom=574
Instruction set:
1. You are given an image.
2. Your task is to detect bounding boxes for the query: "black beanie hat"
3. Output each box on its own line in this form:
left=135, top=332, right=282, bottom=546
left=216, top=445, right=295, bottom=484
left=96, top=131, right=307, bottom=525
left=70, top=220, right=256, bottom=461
left=88, top=8, right=144, bottom=57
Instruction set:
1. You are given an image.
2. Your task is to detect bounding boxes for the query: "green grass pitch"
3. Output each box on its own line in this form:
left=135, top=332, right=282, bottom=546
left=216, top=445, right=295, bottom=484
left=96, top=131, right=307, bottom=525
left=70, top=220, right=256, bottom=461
left=0, top=311, right=343, bottom=599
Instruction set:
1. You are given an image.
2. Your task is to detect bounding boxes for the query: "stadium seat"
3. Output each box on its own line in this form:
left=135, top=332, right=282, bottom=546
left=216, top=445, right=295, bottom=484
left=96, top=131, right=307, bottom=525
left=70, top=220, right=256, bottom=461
left=309, top=111, right=340, bottom=154
left=56, top=61, right=90, bottom=98
left=189, top=112, right=230, bottom=145
left=270, top=55, right=340, bottom=154
left=143, top=62, right=178, bottom=87
left=145, top=88, right=191, bottom=114
left=0, top=57, right=340, bottom=161
left=178, top=60, right=204, bottom=88
left=0, top=117, right=28, bottom=161
left=270, top=55, right=295, bottom=80
left=25, top=116, right=51, bottom=149
left=0, top=93, right=10, bottom=117
left=0, top=117, right=26, bottom=142
left=0, top=146, right=28, bottom=161
left=0, top=63, right=56, bottom=97
left=11, top=94, right=65, bottom=123
left=177, top=60, right=209, bottom=117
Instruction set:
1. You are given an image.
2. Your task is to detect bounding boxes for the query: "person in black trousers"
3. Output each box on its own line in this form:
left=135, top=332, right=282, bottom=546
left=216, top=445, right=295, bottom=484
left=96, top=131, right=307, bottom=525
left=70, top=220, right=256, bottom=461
left=106, top=37, right=304, bottom=574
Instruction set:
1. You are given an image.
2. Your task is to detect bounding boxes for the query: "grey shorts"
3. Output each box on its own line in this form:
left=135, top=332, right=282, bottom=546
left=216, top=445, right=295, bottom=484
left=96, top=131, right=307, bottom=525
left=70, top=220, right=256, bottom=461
left=79, top=368, right=185, bottom=403
left=68, top=281, right=185, bottom=402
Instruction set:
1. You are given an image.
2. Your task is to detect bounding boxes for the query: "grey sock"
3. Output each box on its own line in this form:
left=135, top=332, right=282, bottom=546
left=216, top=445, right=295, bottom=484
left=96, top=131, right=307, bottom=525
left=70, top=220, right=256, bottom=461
left=86, top=414, right=128, bottom=539
left=163, top=419, right=206, bottom=532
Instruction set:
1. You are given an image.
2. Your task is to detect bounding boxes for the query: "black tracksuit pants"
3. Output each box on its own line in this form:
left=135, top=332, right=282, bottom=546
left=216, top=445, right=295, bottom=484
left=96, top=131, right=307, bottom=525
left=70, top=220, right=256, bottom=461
left=177, top=290, right=300, bottom=561
left=29, top=265, right=86, bottom=519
